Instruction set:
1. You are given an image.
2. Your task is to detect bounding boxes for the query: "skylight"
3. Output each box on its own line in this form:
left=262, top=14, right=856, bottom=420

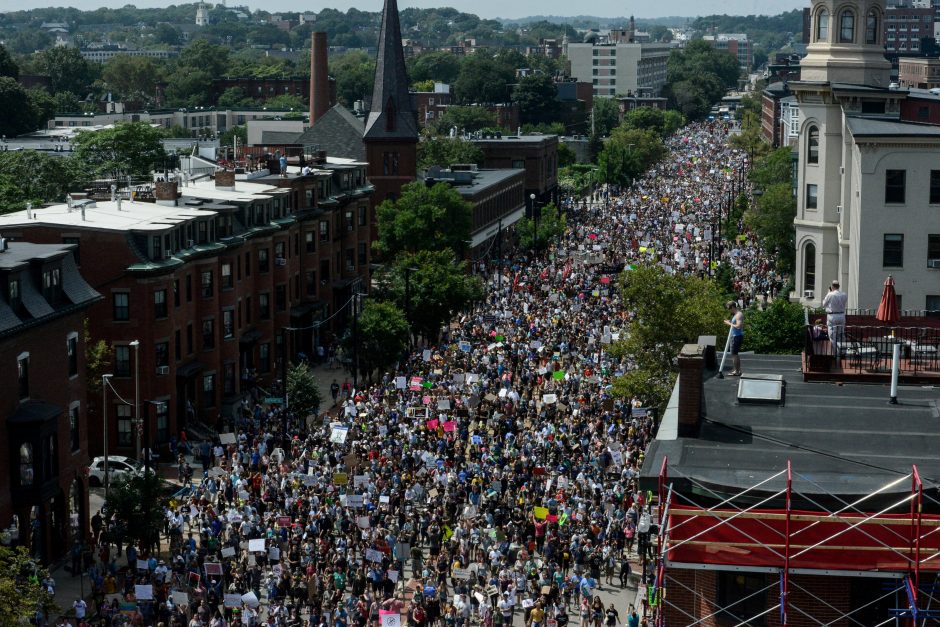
left=737, top=374, right=785, bottom=405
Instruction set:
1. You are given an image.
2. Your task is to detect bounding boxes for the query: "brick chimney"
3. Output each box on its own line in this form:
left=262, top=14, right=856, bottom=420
left=215, top=170, right=235, bottom=190
left=154, top=180, right=179, bottom=207
left=677, top=344, right=706, bottom=437
left=310, top=32, right=330, bottom=124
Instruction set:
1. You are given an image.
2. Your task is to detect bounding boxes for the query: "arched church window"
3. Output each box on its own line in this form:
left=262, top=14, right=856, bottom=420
left=840, top=11, right=856, bottom=43
left=817, top=9, right=829, bottom=42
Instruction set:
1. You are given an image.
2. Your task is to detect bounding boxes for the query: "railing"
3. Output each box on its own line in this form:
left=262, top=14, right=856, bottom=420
left=805, top=324, right=940, bottom=374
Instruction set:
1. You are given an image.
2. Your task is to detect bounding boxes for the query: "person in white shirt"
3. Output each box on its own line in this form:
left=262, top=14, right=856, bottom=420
left=73, top=599, right=87, bottom=620
left=822, top=280, right=848, bottom=358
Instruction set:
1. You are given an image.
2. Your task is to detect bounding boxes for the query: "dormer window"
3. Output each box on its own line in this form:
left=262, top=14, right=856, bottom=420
left=840, top=11, right=855, bottom=43
left=8, top=277, right=20, bottom=311
left=42, top=266, right=61, bottom=304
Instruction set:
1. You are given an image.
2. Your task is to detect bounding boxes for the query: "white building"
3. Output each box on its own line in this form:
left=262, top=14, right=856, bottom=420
left=565, top=38, right=671, bottom=98
left=793, top=0, right=940, bottom=312
left=196, top=3, right=209, bottom=27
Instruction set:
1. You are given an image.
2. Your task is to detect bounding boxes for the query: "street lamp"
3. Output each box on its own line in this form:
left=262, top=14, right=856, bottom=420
left=143, top=400, right=165, bottom=475
left=129, top=339, right=140, bottom=461
left=102, top=374, right=113, bottom=503
left=530, top=193, right=540, bottom=254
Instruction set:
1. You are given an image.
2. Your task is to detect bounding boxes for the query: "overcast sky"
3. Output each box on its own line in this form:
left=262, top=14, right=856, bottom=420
left=5, top=0, right=808, bottom=20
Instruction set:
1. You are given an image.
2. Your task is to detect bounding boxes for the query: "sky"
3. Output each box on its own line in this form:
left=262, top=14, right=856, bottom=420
left=2, top=0, right=808, bottom=20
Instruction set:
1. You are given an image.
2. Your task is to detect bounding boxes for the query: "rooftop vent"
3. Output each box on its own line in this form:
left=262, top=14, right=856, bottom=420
left=736, top=374, right=785, bottom=406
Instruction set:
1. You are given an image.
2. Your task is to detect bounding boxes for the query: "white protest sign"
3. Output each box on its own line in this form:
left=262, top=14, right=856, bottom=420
left=453, top=568, right=473, bottom=580
left=387, top=569, right=399, bottom=582
left=330, top=425, right=350, bottom=444
left=381, top=614, right=402, bottom=627
left=219, top=432, right=237, bottom=445
left=248, top=538, right=266, bottom=552
left=172, top=591, right=189, bottom=607
left=365, top=548, right=384, bottom=563
left=223, top=594, right=242, bottom=608
left=241, top=591, right=260, bottom=608
left=395, top=377, right=407, bottom=390
left=423, top=349, right=432, bottom=362
left=221, top=546, right=236, bottom=558
left=357, top=516, right=371, bottom=529
left=135, top=585, right=154, bottom=600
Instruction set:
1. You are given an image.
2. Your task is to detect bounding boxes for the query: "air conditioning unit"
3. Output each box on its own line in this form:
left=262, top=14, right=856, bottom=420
left=804, top=290, right=815, bottom=300
left=156, top=366, right=170, bottom=375
left=275, top=257, right=286, bottom=267
left=928, top=259, right=940, bottom=269
left=836, top=205, right=842, bottom=214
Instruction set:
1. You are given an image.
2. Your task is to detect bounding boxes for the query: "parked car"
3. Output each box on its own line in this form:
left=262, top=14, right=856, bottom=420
left=88, top=456, right=142, bottom=487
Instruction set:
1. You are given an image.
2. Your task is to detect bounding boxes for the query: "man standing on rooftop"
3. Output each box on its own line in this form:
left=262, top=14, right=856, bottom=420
left=823, top=280, right=847, bottom=359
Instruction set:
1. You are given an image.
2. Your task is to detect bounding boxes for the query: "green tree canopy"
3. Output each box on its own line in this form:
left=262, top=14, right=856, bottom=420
left=35, top=46, right=95, bottom=95
left=597, top=127, right=666, bottom=186
left=0, top=545, right=57, bottom=627
left=517, top=203, right=566, bottom=251
left=621, top=107, right=686, bottom=138
left=750, top=145, right=793, bottom=189
left=611, top=264, right=726, bottom=410
left=343, top=301, right=410, bottom=381
left=512, top=73, right=561, bottom=125
left=454, top=54, right=515, bottom=105
left=71, top=121, right=168, bottom=179
left=408, top=51, right=462, bottom=84
left=386, top=250, right=484, bottom=341
left=664, top=40, right=740, bottom=120
left=287, top=362, right=322, bottom=417
left=432, top=106, right=497, bottom=134
left=742, top=299, right=805, bottom=354
left=102, top=55, right=163, bottom=102
left=217, top=87, right=256, bottom=108
left=745, top=182, right=796, bottom=272
left=330, top=51, right=375, bottom=107
left=376, top=180, right=474, bottom=258
left=592, top=97, right=620, bottom=137
left=417, top=136, right=484, bottom=170
left=0, top=44, right=19, bottom=80
left=0, top=151, right=87, bottom=213
left=107, top=473, right=168, bottom=550
left=164, top=69, right=214, bottom=108
left=178, top=39, right=230, bottom=77
left=0, top=78, right=37, bottom=137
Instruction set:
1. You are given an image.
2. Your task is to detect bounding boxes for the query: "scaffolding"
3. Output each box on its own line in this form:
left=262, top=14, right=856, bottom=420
left=652, top=457, right=940, bottom=626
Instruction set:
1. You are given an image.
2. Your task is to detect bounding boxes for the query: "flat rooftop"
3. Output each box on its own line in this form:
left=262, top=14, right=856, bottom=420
left=0, top=241, right=74, bottom=269
left=0, top=200, right=220, bottom=232
left=427, top=169, right=524, bottom=197
left=641, top=354, right=940, bottom=505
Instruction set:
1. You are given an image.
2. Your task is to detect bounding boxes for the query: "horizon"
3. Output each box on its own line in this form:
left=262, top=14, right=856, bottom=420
left=3, top=0, right=807, bottom=20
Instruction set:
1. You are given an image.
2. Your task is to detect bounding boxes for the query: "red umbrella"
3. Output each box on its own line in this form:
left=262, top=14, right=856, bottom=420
left=876, top=275, right=900, bottom=323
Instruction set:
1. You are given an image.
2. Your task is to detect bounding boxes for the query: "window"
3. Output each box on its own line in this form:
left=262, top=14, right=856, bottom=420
left=260, top=343, right=271, bottom=373
left=203, top=373, right=216, bottom=407
left=175, top=330, right=181, bottom=361
left=202, top=319, right=215, bottom=350
left=67, top=334, right=78, bottom=377
left=358, top=242, right=368, bottom=266
left=345, top=248, right=355, bottom=271
left=155, top=342, right=169, bottom=370
left=185, top=274, right=192, bottom=302
left=275, top=285, right=287, bottom=312
left=115, top=345, right=130, bottom=376
left=930, top=171, right=940, bottom=204
left=259, top=292, right=271, bottom=319
left=383, top=152, right=400, bottom=175
left=222, top=262, right=233, bottom=289
left=201, top=270, right=213, bottom=298
left=275, top=241, right=286, bottom=262
left=358, top=205, right=368, bottom=226
left=885, top=169, right=906, bottom=204
left=152, top=235, right=162, bottom=260
left=154, top=289, right=167, bottom=318
left=186, top=323, right=194, bottom=355
left=156, top=402, right=169, bottom=443
left=223, top=309, right=235, bottom=339
left=927, top=295, right=940, bottom=315
left=929, top=235, right=940, bottom=263
left=345, top=211, right=354, bottom=231
left=8, top=278, right=20, bottom=311
left=807, top=126, right=819, bottom=164
left=245, top=252, right=251, bottom=277
left=17, top=353, right=29, bottom=400
left=306, top=271, right=317, bottom=296
left=69, top=403, right=80, bottom=452
left=224, top=362, right=236, bottom=396
left=806, top=184, right=818, bottom=209
left=803, top=243, right=816, bottom=294
left=512, top=159, right=525, bottom=169
left=305, top=231, right=316, bottom=253
left=259, top=248, right=269, bottom=273
left=173, top=279, right=180, bottom=307
left=884, top=234, right=904, bottom=267
left=19, top=443, right=33, bottom=486
left=115, top=405, right=132, bottom=446
left=113, top=292, right=130, bottom=321
left=319, top=220, right=329, bottom=242
left=817, top=9, right=829, bottom=41
left=717, top=572, right=768, bottom=626
left=866, top=11, right=879, bottom=44
left=840, top=11, right=855, bottom=43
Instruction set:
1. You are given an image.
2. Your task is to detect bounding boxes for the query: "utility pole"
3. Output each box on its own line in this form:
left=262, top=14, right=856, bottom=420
left=103, top=374, right=113, bottom=503
left=280, top=327, right=290, bottom=407
left=352, top=292, right=361, bottom=391
left=130, top=339, right=140, bottom=461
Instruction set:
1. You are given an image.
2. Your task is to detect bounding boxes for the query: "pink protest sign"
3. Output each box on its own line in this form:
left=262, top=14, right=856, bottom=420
left=426, top=419, right=439, bottom=430
left=442, top=421, right=456, bottom=432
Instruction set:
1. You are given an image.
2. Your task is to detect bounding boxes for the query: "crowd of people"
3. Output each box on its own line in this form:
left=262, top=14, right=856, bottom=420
left=68, top=120, right=774, bottom=627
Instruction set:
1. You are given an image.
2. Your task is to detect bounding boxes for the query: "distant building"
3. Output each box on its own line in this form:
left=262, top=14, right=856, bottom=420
left=761, top=81, right=792, bottom=147
left=565, top=29, right=671, bottom=98
left=80, top=48, right=178, bottom=62
left=616, top=94, right=668, bottom=121
left=471, top=134, right=559, bottom=216
left=195, top=3, right=209, bottom=27
left=898, top=56, right=940, bottom=88
left=702, top=33, right=753, bottom=71
left=884, top=0, right=935, bottom=55
left=413, top=83, right=453, bottom=128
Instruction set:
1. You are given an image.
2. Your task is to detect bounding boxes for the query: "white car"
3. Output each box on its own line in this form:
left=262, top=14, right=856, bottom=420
left=88, top=456, right=143, bottom=486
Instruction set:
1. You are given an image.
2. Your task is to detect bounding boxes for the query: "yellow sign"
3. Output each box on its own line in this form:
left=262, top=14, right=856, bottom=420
left=533, top=506, right=549, bottom=520
left=333, top=472, right=349, bottom=486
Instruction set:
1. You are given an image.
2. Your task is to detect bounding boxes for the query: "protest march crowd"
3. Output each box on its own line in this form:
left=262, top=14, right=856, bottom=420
left=68, top=120, right=775, bottom=627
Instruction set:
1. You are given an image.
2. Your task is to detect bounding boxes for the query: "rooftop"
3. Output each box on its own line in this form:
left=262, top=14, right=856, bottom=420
left=425, top=168, right=523, bottom=197
left=0, top=200, right=221, bottom=233
left=641, top=353, right=940, bottom=505
left=845, top=115, right=940, bottom=138
left=470, top=134, right=558, bottom=145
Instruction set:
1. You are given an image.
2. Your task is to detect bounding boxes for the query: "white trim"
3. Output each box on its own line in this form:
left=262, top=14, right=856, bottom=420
left=66, top=331, right=79, bottom=341
left=17, top=351, right=29, bottom=361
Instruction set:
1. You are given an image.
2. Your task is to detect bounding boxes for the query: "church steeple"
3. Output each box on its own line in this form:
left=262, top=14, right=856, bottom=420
left=364, top=0, right=417, bottom=141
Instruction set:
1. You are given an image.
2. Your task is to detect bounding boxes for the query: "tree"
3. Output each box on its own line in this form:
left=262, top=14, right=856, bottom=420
left=164, top=69, right=213, bottom=108
left=0, top=44, right=19, bottom=80
left=386, top=250, right=484, bottom=341
left=217, top=87, right=255, bottom=108
left=154, top=23, right=181, bottom=46
left=417, top=136, right=483, bottom=170
left=432, top=106, right=497, bottom=134
left=621, top=107, right=686, bottom=138
left=102, top=55, right=162, bottom=102
left=412, top=79, right=436, bottom=92
left=376, top=181, right=474, bottom=258
left=742, top=299, right=805, bottom=354
left=454, top=55, right=515, bottom=105
left=597, top=127, right=666, bottom=186
left=729, top=109, right=770, bottom=159
left=220, top=125, right=248, bottom=150
left=611, top=265, right=727, bottom=411
left=265, top=94, right=306, bottom=110
left=343, top=301, right=409, bottom=381
left=331, top=51, right=374, bottom=107
left=512, top=74, right=561, bottom=125
left=750, top=146, right=792, bottom=190
left=408, top=51, right=462, bottom=84
left=287, top=362, right=322, bottom=418
left=0, top=78, right=37, bottom=137
left=745, top=182, right=796, bottom=272
left=71, top=121, right=168, bottom=179
left=557, top=142, right=577, bottom=167
left=106, top=473, right=168, bottom=550
left=177, top=39, right=230, bottom=77
left=0, top=151, right=87, bottom=212
left=35, top=46, right=95, bottom=95
left=517, top=203, right=566, bottom=251
left=0, top=545, right=57, bottom=627
left=664, top=40, right=740, bottom=120
left=592, top=97, right=620, bottom=137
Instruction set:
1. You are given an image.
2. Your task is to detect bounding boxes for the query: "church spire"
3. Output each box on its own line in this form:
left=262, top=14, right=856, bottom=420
left=364, top=0, right=417, bottom=141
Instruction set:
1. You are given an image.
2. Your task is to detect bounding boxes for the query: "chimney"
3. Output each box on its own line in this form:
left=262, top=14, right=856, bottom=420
left=310, top=32, right=330, bottom=124
left=154, top=180, right=180, bottom=207
left=677, top=344, right=706, bottom=437
left=215, top=170, right=236, bottom=190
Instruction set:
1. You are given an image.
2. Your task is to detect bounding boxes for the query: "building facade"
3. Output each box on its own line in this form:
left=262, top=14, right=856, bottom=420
left=884, top=0, right=935, bottom=55
left=898, top=56, right=940, bottom=88
left=0, top=243, right=100, bottom=564
left=471, top=134, right=559, bottom=216
left=565, top=40, right=671, bottom=98
left=703, top=33, right=754, bottom=70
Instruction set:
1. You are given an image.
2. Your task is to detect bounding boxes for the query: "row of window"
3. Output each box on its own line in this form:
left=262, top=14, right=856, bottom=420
left=815, top=8, right=880, bottom=45
left=16, top=334, right=79, bottom=402
left=804, top=169, right=940, bottom=211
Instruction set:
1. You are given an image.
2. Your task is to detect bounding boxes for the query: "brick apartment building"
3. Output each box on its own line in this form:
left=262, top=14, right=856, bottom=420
left=471, top=134, right=560, bottom=214
left=0, top=242, right=100, bottom=563
left=0, top=164, right=373, bottom=459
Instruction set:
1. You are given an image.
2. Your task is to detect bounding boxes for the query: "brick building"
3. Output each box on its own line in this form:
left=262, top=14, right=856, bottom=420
left=0, top=242, right=100, bottom=564
left=0, top=165, right=372, bottom=458
left=702, top=33, right=754, bottom=71
left=898, top=56, right=940, bottom=88
left=471, top=134, right=560, bottom=214
left=885, top=0, right=935, bottom=55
